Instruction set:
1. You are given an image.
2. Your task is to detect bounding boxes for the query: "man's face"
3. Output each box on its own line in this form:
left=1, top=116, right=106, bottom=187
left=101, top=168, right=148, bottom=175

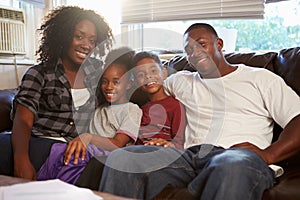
left=183, top=28, right=220, bottom=78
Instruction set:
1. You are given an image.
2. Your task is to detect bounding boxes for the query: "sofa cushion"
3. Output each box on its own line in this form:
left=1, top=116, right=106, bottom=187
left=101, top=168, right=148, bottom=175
left=0, top=89, right=17, bottom=132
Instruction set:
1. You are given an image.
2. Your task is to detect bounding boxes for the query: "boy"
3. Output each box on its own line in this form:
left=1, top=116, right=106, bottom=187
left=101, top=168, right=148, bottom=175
left=132, top=51, right=186, bottom=149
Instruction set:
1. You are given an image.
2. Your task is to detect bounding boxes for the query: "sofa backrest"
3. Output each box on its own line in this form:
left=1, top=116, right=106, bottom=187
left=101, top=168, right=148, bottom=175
left=167, top=47, right=300, bottom=96
left=1, top=48, right=299, bottom=139
left=273, top=47, right=300, bottom=95
left=152, top=47, right=300, bottom=142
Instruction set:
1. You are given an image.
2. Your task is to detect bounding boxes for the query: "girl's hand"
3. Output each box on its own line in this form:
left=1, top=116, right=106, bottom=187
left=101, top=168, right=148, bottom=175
left=64, top=133, right=92, bottom=165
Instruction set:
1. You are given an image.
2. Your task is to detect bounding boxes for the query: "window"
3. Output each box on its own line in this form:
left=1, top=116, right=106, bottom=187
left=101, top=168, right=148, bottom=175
left=1, top=0, right=298, bottom=61
left=0, top=0, right=45, bottom=60
left=0, top=0, right=9, bottom=6
left=121, top=0, right=300, bottom=53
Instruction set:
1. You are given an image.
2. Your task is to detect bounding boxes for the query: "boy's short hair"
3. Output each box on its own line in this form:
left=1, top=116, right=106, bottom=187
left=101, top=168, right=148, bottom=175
left=132, top=51, right=163, bottom=69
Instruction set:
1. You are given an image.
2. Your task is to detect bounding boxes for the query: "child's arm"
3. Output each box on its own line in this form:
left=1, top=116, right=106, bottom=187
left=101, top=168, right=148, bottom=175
left=63, top=133, right=91, bottom=165
left=89, top=133, right=132, bottom=151
left=170, top=101, right=186, bottom=149
left=64, top=104, right=142, bottom=165
left=63, top=132, right=132, bottom=165
left=141, top=100, right=186, bottom=149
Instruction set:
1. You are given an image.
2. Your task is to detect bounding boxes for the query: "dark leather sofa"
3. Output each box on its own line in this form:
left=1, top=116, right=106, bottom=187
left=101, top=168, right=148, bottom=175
left=0, top=47, right=299, bottom=199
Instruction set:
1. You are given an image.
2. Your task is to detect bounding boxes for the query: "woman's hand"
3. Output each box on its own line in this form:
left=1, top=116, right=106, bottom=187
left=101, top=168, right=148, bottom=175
left=14, top=157, right=37, bottom=180
left=144, top=138, right=175, bottom=148
left=64, top=133, right=92, bottom=165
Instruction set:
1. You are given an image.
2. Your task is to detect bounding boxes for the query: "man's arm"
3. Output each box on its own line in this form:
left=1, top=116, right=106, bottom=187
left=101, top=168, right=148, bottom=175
left=232, top=114, right=300, bottom=165
left=11, top=104, right=36, bottom=180
left=264, top=114, right=300, bottom=164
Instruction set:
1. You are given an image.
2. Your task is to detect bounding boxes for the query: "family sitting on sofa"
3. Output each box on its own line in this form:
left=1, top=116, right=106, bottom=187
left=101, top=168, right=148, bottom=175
left=0, top=5, right=300, bottom=200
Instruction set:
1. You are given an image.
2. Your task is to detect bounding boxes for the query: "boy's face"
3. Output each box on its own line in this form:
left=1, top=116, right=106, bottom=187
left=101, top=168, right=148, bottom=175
left=133, top=58, right=165, bottom=95
left=100, top=64, right=131, bottom=104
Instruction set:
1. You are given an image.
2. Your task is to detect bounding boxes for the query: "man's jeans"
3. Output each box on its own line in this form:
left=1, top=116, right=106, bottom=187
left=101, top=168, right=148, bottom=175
left=99, top=144, right=275, bottom=200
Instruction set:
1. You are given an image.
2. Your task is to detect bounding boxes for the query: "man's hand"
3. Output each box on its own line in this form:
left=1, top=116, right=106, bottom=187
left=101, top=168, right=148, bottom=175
left=230, top=142, right=270, bottom=164
left=144, top=138, right=175, bottom=148
left=64, top=133, right=92, bottom=165
left=14, top=158, right=36, bottom=180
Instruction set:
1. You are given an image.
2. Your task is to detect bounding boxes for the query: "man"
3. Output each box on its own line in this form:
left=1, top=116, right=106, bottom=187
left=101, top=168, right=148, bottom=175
left=99, top=23, right=300, bottom=200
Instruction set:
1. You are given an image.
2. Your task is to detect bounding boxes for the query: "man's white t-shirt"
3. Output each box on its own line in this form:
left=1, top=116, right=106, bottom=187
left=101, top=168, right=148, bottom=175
left=164, top=64, right=300, bottom=149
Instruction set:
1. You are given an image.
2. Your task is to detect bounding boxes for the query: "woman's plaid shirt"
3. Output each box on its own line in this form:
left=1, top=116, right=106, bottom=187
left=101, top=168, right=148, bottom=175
left=11, top=58, right=103, bottom=141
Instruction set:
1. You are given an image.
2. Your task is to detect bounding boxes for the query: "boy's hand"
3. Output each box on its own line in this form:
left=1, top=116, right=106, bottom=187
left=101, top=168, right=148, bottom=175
left=144, top=138, right=175, bottom=148
left=64, top=133, right=92, bottom=165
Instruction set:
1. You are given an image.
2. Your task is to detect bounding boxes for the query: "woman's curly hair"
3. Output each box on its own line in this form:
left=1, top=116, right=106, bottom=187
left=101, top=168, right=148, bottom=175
left=36, top=6, right=114, bottom=66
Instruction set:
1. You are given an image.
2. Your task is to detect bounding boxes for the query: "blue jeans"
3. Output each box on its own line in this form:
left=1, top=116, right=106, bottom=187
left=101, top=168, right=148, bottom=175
left=99, top=144, right=275, bottom=200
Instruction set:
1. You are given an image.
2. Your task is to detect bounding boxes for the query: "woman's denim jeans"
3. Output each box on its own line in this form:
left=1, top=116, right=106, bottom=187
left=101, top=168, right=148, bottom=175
left=99, top=144, right=275, bottom=200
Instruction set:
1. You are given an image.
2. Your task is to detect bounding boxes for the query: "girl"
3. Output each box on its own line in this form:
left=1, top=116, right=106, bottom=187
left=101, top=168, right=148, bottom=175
left=38, top=47, right=142, bottom=184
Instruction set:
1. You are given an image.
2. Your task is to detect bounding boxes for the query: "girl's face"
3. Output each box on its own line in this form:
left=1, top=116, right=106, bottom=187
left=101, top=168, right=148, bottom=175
left=133, top=58, right=166, bottom=96
left=100, top=64, right=131, bottom=104
left=63, top=19, right=97, bottom=68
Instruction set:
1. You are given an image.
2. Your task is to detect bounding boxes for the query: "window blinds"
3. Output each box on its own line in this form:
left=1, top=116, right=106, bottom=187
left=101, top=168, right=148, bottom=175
left=121, top=0, right=265, bottom=24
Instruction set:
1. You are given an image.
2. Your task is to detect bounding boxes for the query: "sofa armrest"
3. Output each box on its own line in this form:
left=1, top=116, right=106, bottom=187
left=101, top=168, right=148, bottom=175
left=0, top=89, right=17, bottom=132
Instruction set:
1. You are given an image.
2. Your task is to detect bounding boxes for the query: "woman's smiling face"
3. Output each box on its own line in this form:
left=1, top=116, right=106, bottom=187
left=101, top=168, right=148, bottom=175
left=64, top=19, right=97, bottom=67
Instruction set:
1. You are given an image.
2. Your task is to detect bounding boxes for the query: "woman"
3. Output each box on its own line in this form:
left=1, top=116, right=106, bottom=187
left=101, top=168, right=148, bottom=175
left=3, top=6, right=114, bottom=180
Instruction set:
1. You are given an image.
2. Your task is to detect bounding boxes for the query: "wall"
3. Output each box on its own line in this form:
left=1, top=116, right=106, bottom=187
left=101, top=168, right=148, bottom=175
left=0, top=58, right=34, bottom=89
left=0, top=2, right=44, bottom=90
